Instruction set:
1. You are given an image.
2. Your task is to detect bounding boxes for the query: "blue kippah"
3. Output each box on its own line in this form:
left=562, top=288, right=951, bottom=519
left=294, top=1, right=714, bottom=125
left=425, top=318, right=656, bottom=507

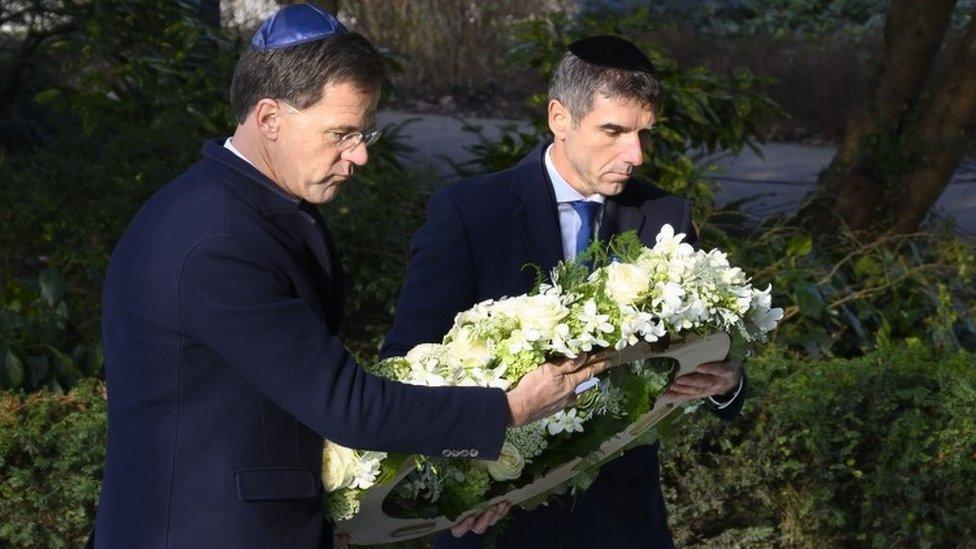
left=251, top=3, right=348, bottom=50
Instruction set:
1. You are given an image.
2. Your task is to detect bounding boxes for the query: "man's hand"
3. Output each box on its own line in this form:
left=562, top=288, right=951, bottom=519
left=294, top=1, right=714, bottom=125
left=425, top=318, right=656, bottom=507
left=450, top=501, right=511, bottom=537
left=505, top=354, right=609, bottom=427
left=590, top=341, right=654, bottom=368
left=663, top=359, right=742, bottom=403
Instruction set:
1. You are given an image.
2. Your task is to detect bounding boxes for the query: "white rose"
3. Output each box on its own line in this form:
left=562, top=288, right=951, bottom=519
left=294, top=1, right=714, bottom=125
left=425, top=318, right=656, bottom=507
left=605, top=262, right=651, bottom=305
left=321, top=441, right=358, bottom=492
left=405, top=343, right=444, bottom=366
left=497, top=295, right=567, bottom=336
left=446, top=325, right=492, bottom=369
left=486, top=442, right=525, bottom=481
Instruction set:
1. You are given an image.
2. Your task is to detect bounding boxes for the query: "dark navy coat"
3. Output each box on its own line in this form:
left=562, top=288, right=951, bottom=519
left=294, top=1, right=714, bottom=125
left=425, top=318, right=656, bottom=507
left=382, top=142, right=746, bottom=549
left=93, top=139, right=510, bottom=548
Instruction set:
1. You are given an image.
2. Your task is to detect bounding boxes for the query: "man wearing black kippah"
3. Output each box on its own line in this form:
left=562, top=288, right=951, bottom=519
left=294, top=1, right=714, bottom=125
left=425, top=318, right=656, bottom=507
left=383, top=35, right=746, bottom=548
left=89, top=4, right=607, bottom=548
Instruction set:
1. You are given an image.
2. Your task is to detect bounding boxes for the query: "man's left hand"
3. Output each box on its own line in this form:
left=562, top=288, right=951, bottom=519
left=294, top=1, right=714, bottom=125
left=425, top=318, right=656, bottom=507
left=663, top=360, right=742, bottom=403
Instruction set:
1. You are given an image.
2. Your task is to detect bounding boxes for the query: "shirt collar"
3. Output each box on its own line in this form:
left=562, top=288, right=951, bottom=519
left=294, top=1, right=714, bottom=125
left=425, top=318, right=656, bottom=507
left=224, top=137, right=257, bottom=168
left=544, top=144, right=605, bottom=204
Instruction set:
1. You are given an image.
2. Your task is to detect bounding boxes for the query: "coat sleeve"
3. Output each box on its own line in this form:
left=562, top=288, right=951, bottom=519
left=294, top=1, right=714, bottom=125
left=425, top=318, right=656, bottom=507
left=381, top=189, right=477, bottom=359
left=178, top=235, right=509, bottom=459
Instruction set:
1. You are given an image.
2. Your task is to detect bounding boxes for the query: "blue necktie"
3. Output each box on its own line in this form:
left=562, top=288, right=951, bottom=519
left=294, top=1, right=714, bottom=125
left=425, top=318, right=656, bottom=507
left=569, top=200, right=601, bottom=258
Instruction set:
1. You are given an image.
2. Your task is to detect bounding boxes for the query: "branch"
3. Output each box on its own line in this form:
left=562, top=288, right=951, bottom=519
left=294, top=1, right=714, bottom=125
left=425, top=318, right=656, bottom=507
left=817, top=232, right=935, bottom=284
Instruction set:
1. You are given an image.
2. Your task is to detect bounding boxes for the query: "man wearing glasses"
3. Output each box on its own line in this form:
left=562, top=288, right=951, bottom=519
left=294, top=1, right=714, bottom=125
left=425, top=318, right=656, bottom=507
left=91, top=5, right=602, bottom=548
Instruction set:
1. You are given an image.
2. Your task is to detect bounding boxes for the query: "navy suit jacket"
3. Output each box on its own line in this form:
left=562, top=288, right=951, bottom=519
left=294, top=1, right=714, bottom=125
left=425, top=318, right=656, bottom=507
left=382, top=142, right=745, bottom=548
left=93, top=139, right=510, bottom=548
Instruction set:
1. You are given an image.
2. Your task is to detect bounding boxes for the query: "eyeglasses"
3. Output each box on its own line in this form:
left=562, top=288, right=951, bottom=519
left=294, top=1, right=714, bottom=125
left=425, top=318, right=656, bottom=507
left=279, top=101, right=382, bottom=152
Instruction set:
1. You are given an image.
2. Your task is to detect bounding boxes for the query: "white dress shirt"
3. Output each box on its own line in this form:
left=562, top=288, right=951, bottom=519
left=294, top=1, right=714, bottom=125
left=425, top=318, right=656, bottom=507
left=224, top=137, right=255, bottom=167
left=544, top=145, right=605, bottom=260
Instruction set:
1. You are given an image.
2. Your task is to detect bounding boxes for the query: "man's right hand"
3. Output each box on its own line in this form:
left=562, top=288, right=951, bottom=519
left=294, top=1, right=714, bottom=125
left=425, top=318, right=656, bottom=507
left=505, top=354, right=609, bottom=427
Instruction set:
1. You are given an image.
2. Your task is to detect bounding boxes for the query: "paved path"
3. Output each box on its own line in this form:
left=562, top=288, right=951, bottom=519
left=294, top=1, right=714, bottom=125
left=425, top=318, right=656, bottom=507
left=377, top=111, right=976, bottom=236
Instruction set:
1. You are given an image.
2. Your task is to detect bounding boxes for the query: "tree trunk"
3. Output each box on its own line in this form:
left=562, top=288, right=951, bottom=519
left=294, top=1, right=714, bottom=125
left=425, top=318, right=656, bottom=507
left=795, top=0, right=962, bottom=234
left=892, top=4, right=976, bottom=232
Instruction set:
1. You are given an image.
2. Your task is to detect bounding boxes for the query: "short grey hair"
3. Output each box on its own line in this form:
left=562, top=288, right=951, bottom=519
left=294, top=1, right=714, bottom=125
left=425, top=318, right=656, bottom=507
left=548, top=51, right=662, bottom=122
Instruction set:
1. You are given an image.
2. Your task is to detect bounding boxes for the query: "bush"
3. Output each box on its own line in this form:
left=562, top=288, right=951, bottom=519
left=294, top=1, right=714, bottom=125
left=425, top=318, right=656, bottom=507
left=701, top=221, right=976, bottom=358
left=0, top=379, right=106, bottom=548
left=661, top=342, right=976, bottom=547
left=0, top=1, right=239, bottom=392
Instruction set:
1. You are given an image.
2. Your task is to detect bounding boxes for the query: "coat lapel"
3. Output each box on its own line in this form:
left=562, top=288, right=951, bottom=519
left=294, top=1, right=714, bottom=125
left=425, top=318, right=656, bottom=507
left=599, top=179, right=647, bottom=241
left=201, top=140, right=344, bottom=329
left=509, top=143, right=564, bottom=274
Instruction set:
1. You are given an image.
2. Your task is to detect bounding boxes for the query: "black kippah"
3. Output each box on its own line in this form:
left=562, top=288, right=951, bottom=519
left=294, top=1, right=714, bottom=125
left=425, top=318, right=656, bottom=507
left=567, top=35, right=656, bottom=76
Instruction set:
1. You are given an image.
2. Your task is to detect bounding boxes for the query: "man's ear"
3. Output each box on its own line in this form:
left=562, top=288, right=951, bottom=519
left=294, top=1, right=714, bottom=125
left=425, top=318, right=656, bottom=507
left=548, top=99, right=572, bottom=140
left=253, top=99, right=283, bottom=140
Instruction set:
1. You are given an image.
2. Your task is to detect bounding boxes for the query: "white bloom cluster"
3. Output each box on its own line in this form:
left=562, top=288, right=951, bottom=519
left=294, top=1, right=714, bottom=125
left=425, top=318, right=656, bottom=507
left=631, top=225, right=784, bottom=340
left=326, top=225, right=783, bottom=522
left=321, top=441, right=386, bottom=493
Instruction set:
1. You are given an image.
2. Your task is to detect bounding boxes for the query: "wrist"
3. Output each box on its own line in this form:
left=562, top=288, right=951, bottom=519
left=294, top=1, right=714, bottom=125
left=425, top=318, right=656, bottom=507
left=505, top=392, right=525, bottom=427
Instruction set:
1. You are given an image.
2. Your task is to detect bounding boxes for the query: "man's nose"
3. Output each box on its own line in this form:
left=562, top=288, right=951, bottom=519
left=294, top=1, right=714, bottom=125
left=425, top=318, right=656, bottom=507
left=620, top=133, right=644, bottom=166
left=342, top=141, right=369, bottom=166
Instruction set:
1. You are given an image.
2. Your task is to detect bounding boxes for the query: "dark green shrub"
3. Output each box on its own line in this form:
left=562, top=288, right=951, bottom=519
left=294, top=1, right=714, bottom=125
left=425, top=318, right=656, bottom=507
left=0, top=379, right=106, bottom=548
left=0, top=1, right=238, bottom=392
left=701, top=221, right=976, bottom=358
left=661, top=343, right=976, bottom=547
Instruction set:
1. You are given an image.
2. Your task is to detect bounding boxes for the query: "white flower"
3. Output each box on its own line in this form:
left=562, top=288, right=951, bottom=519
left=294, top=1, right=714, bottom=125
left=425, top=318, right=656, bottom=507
left=548, top=323, right=575, bottom=356
left=405, top=343, right=444, bottom=367
left=505, top=329, right=534, bottom=354
left=349, top=451, right=386, bottom=490
left=495, top=294, right=568, bottom=336
left=446, top=325, right=492, bottom=369
left=453, top=299, right=495, bottom=326
left=653, top=223, right=695, bottom=257
left=654, top=281, right=686, bottom=315
left=486, top=442, right=525, bottom=481
left=577, top=300, right=615, bottom=334
left=750, top=285, right=784, bottom=333
left=321, top=441, right=359, bottom=492
left=604, top=262, right=651, bottom=305
left=543, top=408, right=585, bottom=435
left=459, top=363, right=510, bottom=390
left=404, top=344, right=449, bottom=385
